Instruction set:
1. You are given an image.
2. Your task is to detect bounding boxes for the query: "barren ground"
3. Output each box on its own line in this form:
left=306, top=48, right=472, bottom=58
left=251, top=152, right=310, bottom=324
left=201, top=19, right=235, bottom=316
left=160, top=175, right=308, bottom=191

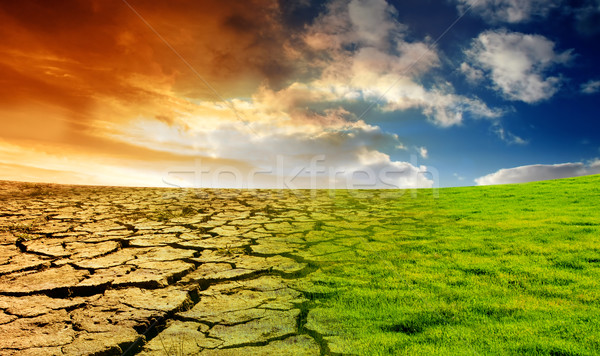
left=0, top=181, right=350, bottom=355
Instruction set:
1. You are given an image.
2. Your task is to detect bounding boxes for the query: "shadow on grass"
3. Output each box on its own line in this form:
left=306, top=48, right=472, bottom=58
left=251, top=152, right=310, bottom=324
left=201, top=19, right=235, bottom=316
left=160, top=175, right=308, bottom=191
left=381, top=309, right=459, bottom=335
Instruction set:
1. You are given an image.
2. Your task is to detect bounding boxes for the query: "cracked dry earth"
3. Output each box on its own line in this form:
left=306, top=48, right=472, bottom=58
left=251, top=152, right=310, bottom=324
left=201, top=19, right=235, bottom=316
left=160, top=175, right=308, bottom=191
left=0, top=181, right=355, bottom=355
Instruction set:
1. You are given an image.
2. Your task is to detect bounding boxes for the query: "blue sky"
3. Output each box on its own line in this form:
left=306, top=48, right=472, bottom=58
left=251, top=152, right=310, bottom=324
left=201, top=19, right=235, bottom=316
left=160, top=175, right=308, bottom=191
left=348, top=0, right=600, bottom=186
left=275, top=0, right=600, bottom=187
left=0, top=0, right=599, bottom=188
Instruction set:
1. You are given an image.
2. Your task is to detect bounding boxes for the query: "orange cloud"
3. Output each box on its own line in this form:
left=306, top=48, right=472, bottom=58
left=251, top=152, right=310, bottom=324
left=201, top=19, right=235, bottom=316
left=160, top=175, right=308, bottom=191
left=0, top=0, right=297, bottom=132
left=0, top=0, right=302, bottom=177
left=0, top=0, right=437, bottom=189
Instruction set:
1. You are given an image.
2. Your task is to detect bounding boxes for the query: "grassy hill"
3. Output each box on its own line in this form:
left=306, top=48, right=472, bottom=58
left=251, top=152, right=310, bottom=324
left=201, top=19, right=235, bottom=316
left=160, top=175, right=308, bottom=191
left=284, top=175, right=600, bottom=355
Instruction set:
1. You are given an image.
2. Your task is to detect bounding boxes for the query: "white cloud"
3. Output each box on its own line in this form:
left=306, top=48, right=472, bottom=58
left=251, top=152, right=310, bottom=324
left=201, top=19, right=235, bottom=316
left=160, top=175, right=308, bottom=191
left=301, top=0, right=502, bottom=126
left=456, top=0, right=562, bottom=23
left=136, top=0, right=506, bottom=189
left=460, top=62, right=484, bottom=83
left=111, top=114, right=434, bottom=189
left=347, top=0, right=403, bottom=48
left=581, top=79, right=600, bottom=94
left=475, top=159, right=600, bottom=185
left=464, top=30, right=573, bottom=103
left=493, top=124, right=528, bottom=145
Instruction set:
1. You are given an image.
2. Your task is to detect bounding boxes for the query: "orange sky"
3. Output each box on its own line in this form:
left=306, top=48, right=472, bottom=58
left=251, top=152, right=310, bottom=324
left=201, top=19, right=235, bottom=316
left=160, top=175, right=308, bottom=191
left=0, top=0, right=434, bottom=189
left=0, top=1, right=293, bottom=185
left=0, top=0, right=292, bottom=137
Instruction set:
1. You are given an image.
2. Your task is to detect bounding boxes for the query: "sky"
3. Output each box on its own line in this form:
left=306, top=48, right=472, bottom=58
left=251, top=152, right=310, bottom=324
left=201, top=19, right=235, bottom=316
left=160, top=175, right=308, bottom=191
left=1, top=0, right=599, bottom=189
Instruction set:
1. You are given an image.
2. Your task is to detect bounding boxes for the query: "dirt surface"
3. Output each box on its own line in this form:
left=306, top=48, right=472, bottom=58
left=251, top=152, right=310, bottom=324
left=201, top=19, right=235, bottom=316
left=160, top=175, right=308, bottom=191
left=0, top=180, right=349, bottom=355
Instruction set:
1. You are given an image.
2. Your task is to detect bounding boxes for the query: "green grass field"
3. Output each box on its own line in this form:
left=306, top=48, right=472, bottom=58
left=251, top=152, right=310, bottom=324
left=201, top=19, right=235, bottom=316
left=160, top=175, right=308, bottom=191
left=284, top=175, right=600, bottom=355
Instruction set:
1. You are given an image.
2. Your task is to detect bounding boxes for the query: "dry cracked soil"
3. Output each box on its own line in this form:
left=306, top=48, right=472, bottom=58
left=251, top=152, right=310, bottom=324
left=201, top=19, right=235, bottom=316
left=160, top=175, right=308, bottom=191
left=0, top=181, right=366, bottom=355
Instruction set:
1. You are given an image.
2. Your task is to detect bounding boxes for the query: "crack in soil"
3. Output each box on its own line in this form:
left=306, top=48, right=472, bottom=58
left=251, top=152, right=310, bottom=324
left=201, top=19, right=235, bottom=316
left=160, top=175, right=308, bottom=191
left=0, top=181, right=341, bottom=355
